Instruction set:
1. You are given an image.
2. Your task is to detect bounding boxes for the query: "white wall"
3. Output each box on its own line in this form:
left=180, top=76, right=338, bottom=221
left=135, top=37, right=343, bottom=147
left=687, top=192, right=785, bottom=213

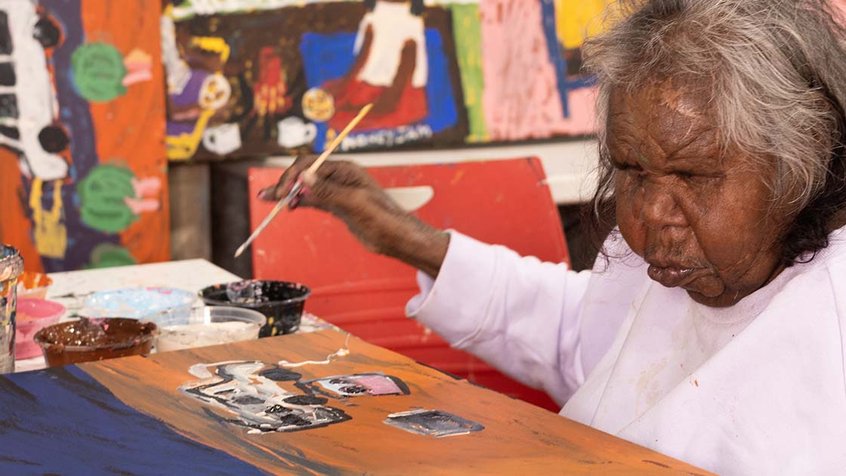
left=263, top=139, right=600, bottom=205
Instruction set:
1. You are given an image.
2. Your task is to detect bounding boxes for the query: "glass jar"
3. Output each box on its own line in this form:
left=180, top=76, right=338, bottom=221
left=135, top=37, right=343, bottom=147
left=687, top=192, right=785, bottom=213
left=0, top=245, right=23, bottom=373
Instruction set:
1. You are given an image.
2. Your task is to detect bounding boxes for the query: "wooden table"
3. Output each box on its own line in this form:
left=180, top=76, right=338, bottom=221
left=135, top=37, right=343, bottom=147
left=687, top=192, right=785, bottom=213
left=1, top=327, right=708, bottom=474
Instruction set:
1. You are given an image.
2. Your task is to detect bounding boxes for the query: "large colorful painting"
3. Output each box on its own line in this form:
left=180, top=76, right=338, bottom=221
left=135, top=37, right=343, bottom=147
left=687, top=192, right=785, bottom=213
left=164, top=0, right=608, bottom=160
left=0, top=0, right=168, bottom=272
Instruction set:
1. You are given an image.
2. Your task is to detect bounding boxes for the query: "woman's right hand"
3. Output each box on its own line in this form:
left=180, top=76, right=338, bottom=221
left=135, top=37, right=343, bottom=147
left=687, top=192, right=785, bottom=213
left=259, top=157, right=449, bottom=277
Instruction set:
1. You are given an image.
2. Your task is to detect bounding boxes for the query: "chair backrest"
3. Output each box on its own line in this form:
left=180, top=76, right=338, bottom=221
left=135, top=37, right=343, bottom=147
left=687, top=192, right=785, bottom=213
left=249, top=157, right=568, bottom=295
left=248, top=158, right=569, bottom=411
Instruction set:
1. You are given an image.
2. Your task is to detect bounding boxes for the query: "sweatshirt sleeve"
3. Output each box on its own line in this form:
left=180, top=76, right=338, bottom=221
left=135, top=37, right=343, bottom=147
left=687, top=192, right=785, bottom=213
left=406, top=231, right=592, bottom=404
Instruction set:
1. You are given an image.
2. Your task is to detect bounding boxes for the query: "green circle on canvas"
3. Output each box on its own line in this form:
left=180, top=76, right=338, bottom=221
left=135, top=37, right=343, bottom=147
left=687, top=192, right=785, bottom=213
left=72, top=42, right=127, bottom=102
left=77, top=164, right=137, bottom=233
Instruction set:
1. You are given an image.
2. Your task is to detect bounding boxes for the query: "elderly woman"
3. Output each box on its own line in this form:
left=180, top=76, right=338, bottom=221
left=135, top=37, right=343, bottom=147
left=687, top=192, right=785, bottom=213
left=262, top=0, right=846, bottom=472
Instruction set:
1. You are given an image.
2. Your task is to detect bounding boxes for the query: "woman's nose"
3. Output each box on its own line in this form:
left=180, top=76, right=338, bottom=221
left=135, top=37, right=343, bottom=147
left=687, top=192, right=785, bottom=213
left=638, top=179, right=687, bottom=228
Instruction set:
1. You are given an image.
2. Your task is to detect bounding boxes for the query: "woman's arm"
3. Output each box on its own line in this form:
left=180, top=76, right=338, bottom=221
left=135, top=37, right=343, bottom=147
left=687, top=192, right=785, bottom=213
left=261, top=158, right=593, bottom=404
left=407, top=232, right=592, bottom=405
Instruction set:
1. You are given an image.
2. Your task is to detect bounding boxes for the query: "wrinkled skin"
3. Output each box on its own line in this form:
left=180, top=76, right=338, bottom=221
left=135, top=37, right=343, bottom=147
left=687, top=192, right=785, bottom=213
left=609, top=84, right=793, bottom=307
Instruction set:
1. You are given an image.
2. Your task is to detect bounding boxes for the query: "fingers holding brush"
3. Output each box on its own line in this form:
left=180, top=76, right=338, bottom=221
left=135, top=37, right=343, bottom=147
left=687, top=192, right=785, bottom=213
left=239, top=104, right=376, bottom=259
left=258, top=155, right=317, bottom=205
left=257, top=159, right=447, bottom=274
left=258, top=104, right=375, bottom=207
left=260, top=158, right=397, bottom=214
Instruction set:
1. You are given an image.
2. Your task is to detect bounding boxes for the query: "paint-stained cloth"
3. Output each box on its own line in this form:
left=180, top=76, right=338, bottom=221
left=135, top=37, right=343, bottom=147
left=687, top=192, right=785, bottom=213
left=407, top=228, right=846, bottom=474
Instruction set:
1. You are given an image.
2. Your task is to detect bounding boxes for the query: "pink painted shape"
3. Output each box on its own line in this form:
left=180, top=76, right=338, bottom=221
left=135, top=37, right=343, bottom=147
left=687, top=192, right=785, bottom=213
left=556, top=87, right=597, bottom=135
left=123, top=69, right=153, bottom=87
left=123, top=49, right=153, bottom=87
left=353, top=374, right=403, bottom=395
left=124, top=197, right=161, bottom=214
left=480, top=0, right=593, bottom=141
left=132, top=176, right=162, bottom=198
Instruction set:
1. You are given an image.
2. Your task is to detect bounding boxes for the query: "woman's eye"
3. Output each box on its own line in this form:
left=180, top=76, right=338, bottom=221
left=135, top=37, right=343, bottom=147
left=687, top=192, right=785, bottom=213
left=614, top=163, right=642, bottom=173
left=625, top=166, right=646, bottom=179
left=676, top=171, right=715, bottom=185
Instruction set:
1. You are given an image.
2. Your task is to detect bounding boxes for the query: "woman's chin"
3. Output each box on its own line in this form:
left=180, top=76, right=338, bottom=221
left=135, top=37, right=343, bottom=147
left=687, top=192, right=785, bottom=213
left=684, top=281, right=732, bottom=307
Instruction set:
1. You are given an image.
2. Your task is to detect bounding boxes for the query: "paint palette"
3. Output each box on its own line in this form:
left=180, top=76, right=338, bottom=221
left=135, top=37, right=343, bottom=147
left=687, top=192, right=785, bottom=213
left=384, top=409, right=484, bottom=438
left=82, top=287, right=197, bottom=319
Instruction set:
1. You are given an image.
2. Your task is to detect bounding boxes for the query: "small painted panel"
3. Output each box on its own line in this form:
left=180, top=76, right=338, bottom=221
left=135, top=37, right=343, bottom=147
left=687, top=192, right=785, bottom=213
left=299, top=372, right=411, bottom=397
left=385, top=409, right=484, bottom=437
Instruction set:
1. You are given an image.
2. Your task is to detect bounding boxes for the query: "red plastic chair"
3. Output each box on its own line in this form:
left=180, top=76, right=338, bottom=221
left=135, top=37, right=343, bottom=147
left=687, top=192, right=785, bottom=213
left=248, top=158, right=569, bottom=411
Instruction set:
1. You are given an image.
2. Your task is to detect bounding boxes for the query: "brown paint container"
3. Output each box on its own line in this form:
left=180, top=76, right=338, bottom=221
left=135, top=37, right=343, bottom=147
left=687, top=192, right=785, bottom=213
left=34, top=318, right=157, bottom=367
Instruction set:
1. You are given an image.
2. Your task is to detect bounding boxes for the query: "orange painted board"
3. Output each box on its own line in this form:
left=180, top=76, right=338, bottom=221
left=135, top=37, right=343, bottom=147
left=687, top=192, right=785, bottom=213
left=81, top=329, right=709, bottom=475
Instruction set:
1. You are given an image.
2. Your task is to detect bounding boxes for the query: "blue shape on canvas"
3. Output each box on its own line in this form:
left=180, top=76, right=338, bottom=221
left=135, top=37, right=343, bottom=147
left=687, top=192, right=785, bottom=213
left=300, top=29, right=459, bottom=152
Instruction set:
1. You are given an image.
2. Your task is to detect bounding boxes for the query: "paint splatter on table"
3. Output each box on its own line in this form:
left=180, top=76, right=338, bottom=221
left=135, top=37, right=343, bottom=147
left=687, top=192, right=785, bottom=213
left=0, top=328, right=709, bottom=474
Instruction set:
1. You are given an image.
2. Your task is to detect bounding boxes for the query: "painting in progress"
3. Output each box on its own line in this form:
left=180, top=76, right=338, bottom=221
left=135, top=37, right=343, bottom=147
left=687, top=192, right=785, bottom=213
left=181, top=360, right=354, bottom=433
left=163, top=0, right=610, bottom=161
left=0, top=0, right=168, bottom=272
left=180, top=361, right=485, bottom=438
left=0, top=329, right=703, bottom=473
left=181, top=360, right=420, bottom=434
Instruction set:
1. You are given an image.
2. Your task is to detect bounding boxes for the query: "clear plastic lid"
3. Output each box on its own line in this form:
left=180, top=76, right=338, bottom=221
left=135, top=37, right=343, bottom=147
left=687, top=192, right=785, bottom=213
left=154, top=306, right=265, bottom=353
left=152, top=305, right=266, bottom=327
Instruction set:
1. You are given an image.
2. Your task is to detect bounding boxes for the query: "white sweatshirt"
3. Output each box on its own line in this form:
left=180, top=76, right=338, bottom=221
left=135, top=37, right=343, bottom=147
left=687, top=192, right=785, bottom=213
left=407, top=227, right=846, bottom=474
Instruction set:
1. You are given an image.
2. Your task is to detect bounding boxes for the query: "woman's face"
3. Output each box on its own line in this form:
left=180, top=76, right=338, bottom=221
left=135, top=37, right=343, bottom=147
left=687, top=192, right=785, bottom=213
left=610, top=85, right=792, bottom=307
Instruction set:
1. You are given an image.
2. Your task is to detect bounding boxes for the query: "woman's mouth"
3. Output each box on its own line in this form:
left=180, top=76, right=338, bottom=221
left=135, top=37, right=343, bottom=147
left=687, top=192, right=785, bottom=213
left=647, top=265, right=704, bottom=288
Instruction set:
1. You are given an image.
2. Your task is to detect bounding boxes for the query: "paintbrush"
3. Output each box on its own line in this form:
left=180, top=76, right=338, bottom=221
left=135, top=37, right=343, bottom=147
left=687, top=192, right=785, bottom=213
left=234, top=103, right=374, bottom=258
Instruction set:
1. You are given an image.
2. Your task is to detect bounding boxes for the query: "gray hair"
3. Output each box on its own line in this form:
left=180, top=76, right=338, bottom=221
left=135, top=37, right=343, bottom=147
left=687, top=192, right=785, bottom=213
left=583, top=0, right=846, bottom=263
left=584, top=0, right=846, bottom=265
